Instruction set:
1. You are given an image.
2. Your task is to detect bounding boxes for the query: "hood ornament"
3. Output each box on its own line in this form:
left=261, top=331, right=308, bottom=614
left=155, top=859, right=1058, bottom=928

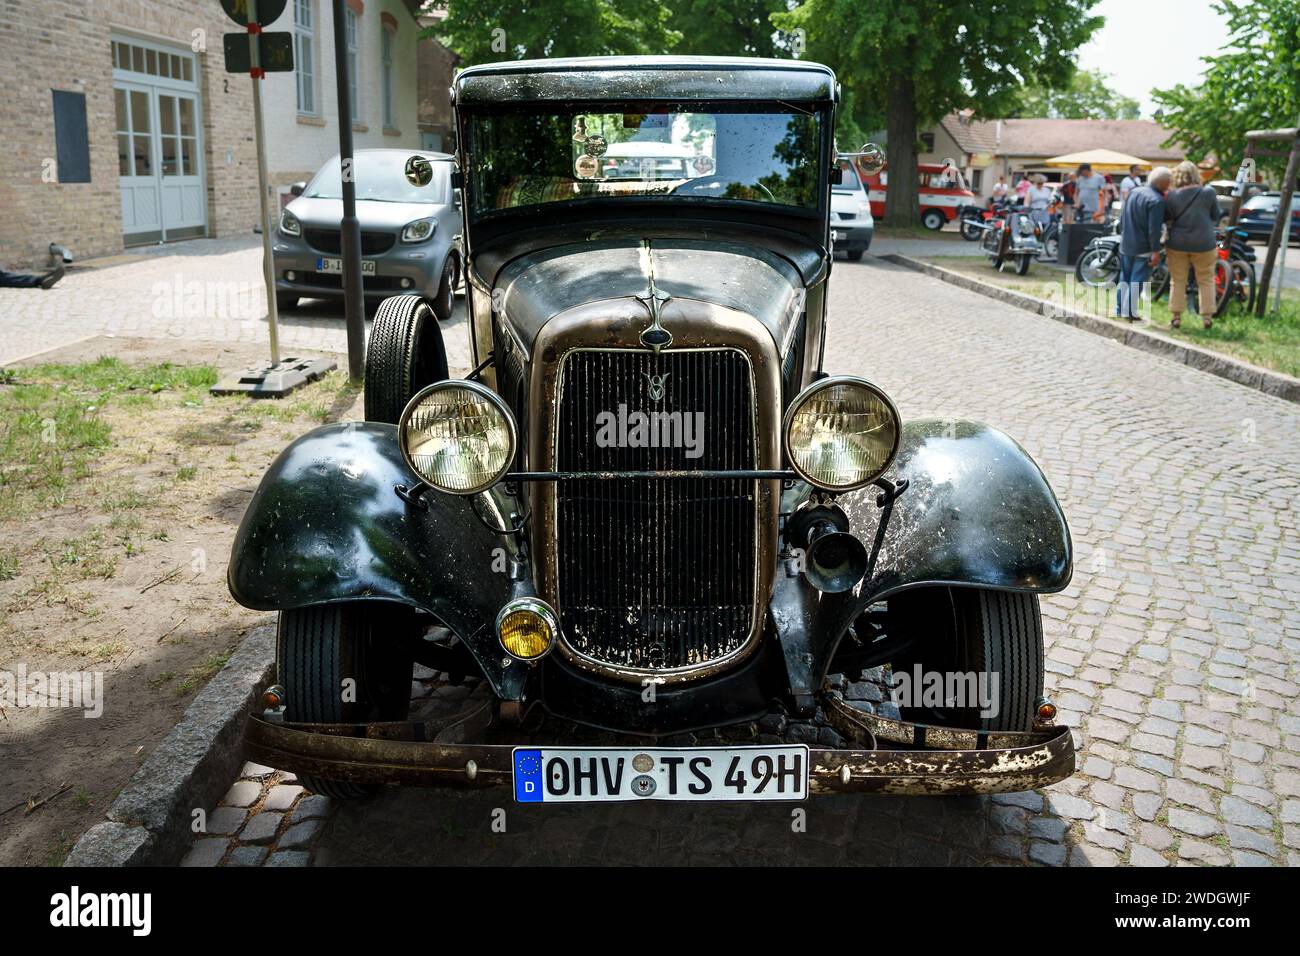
left=636, top=241, right=673, bottom=354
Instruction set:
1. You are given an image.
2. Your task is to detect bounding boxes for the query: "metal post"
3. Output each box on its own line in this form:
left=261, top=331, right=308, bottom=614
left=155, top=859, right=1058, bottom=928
left=1275, top=188, right=1294, bottom=313
left=248, top=0, right=281, bottom=365
left=332, top=0, right=366, bottom=381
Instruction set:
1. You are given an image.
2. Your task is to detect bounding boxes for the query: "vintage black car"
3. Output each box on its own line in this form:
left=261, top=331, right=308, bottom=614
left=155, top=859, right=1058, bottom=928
left=230, top=57, right=1075, bottom=802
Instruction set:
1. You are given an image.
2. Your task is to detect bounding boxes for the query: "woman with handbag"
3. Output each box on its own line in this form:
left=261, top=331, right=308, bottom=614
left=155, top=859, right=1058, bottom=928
left=1165, top=160, right=1222, bottom=329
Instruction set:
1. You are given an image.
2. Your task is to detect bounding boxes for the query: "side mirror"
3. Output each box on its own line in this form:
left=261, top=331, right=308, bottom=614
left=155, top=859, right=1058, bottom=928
left=289, top=181, right=306, bottom=197
left=829, top=166, right=844, bottom=186
left=405, top=155, right=433, bottom=188
left=856, top=143, right=886, bottom=176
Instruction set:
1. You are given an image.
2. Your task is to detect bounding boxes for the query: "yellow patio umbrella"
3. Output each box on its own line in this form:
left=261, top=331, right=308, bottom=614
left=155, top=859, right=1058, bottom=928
left=1042, top=148, right=1152, bottom=174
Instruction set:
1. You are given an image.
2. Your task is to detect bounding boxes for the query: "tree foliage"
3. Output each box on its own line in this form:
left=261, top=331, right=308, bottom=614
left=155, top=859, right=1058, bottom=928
left=1013, top=68, right=1140, bottom=120
left=772, top=0, right=1103, bottom=225
left=1153, top=0, right=1300, bottom=180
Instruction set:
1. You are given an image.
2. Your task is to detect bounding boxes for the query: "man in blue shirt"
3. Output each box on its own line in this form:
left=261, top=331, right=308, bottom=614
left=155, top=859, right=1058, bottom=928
left=1117, top=166, right=1171, bottom=321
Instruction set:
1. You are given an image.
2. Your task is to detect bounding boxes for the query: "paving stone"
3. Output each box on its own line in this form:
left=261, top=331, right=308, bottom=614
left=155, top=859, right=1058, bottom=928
left=992, top=791, right=1043, bottom=812
left=1046, top=793, right=1095, bottom=821
left=1178, top=840, right=1230, bottom=866
left=1168, top=808, right=1220, bottom=838
left=179, top=838, right=229, bottom=867
left=240, top=762, right=275, bottom=779
left=1113, top=767, right=1160, bottom=793
left=1069, top=844, right=1121, bottom=866
left=1137, top=824, right=1174, bottom=851
left=239, top=811, right=285, bottom=845
left=1132, top=792, right=1163, bottom=822
left=263, top=784, right=305, bottom=813
left=279, top=819, right=324, bottom=850
left=1028, top=816, right=1069, bottom=843
left=292, top=794, right=333, bottom=823
left=267, top=850, right=312, bottom=867
left=1129, top=844, right=1169, bottom=866
left=221, top=781, right=262, bottom=808
left=1082, top=756, right=1114, bottom=780
left=205, top=806, right=247, bottom=836
left=224, top=846, right=269, bottom=867
left=1225, top=824, right=1276, bottom=857
left=1220, top=796, right=1272, bottom=829
left=1029, top=841, right=1068, bottom=866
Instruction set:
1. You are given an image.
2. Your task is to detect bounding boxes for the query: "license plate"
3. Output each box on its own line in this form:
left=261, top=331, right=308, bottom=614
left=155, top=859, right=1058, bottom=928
left=513, top=746, right=808, bottom=802
left=832, top=230, right=844, bottom=241
left=315, top=257, right=376, bottom=275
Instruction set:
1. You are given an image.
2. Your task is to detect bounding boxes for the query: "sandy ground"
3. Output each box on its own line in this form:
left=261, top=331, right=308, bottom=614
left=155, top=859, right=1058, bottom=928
left=0, top=336, right=362, bottom=866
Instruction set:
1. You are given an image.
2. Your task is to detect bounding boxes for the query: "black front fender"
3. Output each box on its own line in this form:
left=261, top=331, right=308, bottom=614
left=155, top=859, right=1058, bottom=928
left=227, top=423, right=524, bottom=697
left=802, top=419, right=1072, bottom=681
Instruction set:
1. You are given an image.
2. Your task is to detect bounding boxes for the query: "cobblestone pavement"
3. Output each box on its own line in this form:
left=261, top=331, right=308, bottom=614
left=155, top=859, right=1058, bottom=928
left=0, top=236, right=472, bottom=370
left=168, top=253, right=1298, bottom=866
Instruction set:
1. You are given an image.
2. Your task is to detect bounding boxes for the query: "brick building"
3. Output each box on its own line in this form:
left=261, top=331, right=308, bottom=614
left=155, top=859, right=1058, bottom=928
left=0, top=0, right=455, bottom=270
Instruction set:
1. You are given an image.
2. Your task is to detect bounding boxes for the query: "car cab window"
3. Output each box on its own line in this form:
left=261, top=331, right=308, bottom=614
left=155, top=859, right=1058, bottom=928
left=833, top=160, right=863, bottom=194
left=463, top=104, right=823, bottom=219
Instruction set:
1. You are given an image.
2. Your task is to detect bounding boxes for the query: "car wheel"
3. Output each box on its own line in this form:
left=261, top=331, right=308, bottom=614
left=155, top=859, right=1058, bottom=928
left=364, top=294, right=449, bottom=424
left=278, top=603, right=417, bottom=798
left=432, top=255, right=457, bottom=321
left=886, top=588, right=1044, bottom=732
left=275, top=292, right=298, bottom=311
left=921, top=209, right=946, bottom=231
left=846, top=249, right=865, bottom=262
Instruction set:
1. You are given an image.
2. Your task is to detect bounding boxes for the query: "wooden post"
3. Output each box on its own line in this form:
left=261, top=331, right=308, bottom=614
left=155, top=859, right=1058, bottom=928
left=1255, top=127, right=1300, bottom=317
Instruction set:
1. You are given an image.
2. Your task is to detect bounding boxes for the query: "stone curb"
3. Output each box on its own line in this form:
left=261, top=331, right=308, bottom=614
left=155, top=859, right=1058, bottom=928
left=64, top=624, right=276, bottom=866
left=877, top=253, right=1300, bottom=405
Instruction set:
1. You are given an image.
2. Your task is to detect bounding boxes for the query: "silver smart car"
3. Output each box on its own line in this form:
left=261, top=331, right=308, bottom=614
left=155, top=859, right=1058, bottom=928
left=273, top=149, right=462, bottom=319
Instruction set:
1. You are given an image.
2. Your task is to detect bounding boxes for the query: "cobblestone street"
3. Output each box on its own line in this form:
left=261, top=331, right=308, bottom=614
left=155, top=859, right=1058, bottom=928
left=154, top=250, right=1300, bottom=867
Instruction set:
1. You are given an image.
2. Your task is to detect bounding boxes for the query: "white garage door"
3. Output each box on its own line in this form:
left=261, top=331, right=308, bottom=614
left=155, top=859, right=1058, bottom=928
left=112, top=36, right=207, bottom=245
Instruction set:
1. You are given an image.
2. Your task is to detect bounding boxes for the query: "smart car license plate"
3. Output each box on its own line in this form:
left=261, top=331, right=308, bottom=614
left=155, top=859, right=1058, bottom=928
left=512, top=746, right=807, bottom=802
left=832, top=229, right=844, bottom=241
left=315, top=257, right=376, bottom=275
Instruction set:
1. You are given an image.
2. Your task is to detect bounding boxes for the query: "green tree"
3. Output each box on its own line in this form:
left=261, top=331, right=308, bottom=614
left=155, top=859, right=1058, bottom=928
left=774, top=0, right=1103, bottom=226
left=666, top=1, right=789, bottom=57
left=429, top=0, right=679, bottom=64
left=1153, top=0, right=1300, bottom=180
left=1013, top=68, right=1140, bottom=120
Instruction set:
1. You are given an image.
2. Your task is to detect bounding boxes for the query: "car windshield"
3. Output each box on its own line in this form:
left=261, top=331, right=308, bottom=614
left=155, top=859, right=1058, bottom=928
left=306, top=152, right=449, bottom=204
left=463, top=104, right=823, bottom=218
left=833, top=160, right=863, bottom=193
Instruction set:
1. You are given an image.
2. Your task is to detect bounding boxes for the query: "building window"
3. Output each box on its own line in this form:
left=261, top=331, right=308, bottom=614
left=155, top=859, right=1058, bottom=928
left=294, top=0, right=315, bottom=115
left=920, top=132, right=935, bottom=151
left=346, top=9, right=359, bottom=123
left=381, top=26, right=395, bottom=128
left=971, top=168, right=983, bottom=191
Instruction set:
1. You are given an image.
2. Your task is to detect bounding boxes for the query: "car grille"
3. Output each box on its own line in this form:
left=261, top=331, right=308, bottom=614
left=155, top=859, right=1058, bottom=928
left=303, top=229, right=396, bottom=255
left=554, top=348, right=756, bottom=671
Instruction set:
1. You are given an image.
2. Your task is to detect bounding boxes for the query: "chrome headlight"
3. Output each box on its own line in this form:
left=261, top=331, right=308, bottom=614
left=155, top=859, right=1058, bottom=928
left=401, top=217, right=436, bottom=243
left=783, top=376, right=901, bottom=491
left=398, top=381, right=517, bottom=495
left=279, top=210, right=301, bottom=237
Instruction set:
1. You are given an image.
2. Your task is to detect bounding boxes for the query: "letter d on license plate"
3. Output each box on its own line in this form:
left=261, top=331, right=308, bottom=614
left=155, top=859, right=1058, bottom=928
left=513, top=746, right=807, bottom=802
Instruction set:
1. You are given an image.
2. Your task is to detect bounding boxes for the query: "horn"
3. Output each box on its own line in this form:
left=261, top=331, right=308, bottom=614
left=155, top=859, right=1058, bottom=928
left=786, top=504, right=868, bottom=594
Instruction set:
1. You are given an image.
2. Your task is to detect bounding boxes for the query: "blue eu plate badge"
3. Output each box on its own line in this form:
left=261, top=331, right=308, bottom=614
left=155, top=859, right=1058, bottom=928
left=514, top=749, right=544, bottom=802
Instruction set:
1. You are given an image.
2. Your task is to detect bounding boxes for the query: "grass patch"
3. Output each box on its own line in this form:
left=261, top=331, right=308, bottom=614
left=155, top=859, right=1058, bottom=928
left=0, top=357, right=218, bottom=519
left=921, top=256, right=1300, bottom=378
left=175, top=649, right=233, bottom=696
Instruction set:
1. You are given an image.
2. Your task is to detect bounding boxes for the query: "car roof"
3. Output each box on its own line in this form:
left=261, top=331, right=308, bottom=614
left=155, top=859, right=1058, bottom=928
left=455, top=55, right=837, bottom=106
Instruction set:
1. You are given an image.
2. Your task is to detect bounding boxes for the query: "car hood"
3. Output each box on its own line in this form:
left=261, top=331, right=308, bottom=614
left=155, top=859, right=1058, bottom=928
left=286, top=196, right=444, bottom=230
left=495, top=236, right=805, bottom=355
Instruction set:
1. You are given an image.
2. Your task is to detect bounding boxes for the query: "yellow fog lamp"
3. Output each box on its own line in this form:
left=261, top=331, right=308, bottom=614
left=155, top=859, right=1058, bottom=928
left=496, top=597, right=560, bottom=661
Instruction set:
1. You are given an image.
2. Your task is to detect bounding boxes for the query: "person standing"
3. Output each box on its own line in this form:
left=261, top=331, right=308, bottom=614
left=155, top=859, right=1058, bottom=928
left=1025, top=174, right=1053, bottom=229
left=1116, top=166, right=1171, bottom=321
left=1060, top=172, right=1077, bottom=223
left=1164, top=160, right=1223, bottom=329
left=1075, top=163, right=1107, bottom=222
left=1120, top=164, right=1143, bottom=205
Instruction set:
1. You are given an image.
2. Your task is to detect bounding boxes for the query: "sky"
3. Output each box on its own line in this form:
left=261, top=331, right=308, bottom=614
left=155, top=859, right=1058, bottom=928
left=1076, top=0, right=1230, bottom=118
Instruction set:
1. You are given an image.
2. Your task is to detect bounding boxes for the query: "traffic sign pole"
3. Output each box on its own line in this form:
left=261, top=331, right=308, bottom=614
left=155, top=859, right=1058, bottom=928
left=331, top=0, right=366, bottom=382
left=248, top=0, right=281, bottom=365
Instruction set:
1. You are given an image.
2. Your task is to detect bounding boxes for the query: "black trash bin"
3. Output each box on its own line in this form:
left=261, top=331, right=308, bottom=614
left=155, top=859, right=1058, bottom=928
left=1059, top=222, right=1108, bottom=265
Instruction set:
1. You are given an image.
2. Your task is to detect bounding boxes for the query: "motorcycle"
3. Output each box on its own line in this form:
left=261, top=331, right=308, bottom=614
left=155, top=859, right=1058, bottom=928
left=959, top=199, right=1010, bottom=241
left=977, top=205, right=1041, bottom=275
left=1075, top=223, right=1122, bottom=287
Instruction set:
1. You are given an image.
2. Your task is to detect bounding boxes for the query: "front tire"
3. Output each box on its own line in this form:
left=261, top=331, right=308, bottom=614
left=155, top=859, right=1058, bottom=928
left=278, top=603, right=417, bottom=798
left=887, top=588, right=1044, bottom=732
left=364, top=294, right=448, bottom=424
left=922, top=209, right=947, bottom=231
left=1015, top=254, right=1032, bottom=276
left=960, top=217, right=982, bottom=241
left=275, top=292, right=298, bottom=311
left=432, top=254, right=458, bottom=321
left=1076, top=247, right=1117, bottom=287
left=846, top=249, right=865, bottom=262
